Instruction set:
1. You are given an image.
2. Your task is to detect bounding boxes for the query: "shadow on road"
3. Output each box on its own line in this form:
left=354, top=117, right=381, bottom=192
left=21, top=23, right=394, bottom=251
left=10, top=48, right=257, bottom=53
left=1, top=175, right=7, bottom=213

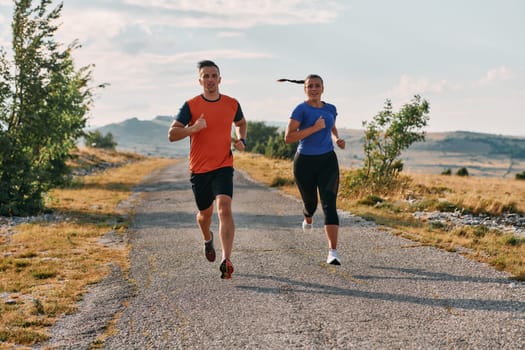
left=235, top=273, right=525, bottom=313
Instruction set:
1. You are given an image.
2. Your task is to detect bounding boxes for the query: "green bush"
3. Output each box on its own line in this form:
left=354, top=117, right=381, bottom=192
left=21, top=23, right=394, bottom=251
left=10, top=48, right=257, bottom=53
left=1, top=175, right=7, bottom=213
left=436, top=201, right=458, bottom=212
left=357, top=195, right=384, bottom=206
left=456, top=167, right=469, bottom=176
left=244, top=121, right=297, bottom=160
left=269, top=176, right=294, bottom=187
left=85, top=130, right=117, bottom=149
left=505, top=235, right=525, bottom=247
left=409, top=198, right=439, bottom=211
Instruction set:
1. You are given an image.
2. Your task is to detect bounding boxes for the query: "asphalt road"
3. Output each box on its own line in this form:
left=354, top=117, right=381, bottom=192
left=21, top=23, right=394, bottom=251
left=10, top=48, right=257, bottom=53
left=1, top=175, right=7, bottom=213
left=42, top=160, right=525, bottom=350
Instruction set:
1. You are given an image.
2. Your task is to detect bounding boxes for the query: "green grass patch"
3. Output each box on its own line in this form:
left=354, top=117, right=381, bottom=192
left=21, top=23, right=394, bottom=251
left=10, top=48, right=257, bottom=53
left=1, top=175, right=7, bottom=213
left=270, top=176, right=295, bottom=187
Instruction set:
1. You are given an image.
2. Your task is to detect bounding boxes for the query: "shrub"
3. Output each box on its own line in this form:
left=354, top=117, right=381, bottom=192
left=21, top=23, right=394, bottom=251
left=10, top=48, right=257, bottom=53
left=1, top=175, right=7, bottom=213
left=505, top=235, right=524, bottom=247
left=269, top=176, right=294, bottom=187
left=472, top=225, right=489, bottom=238
left=361, top=95, right=429, bottom=187
left=428, top=221, right=447, bottom=230
left=436, top=201, right=458, bottom=212
left=456, top=167, right=469, bottom=176
left=357, top=195, right=384, bottom=206
left=31, top=269, right=57, bottom=280
left=410, top=198, right=438, bottom=211
left=85, top=130, right=117, bottom=150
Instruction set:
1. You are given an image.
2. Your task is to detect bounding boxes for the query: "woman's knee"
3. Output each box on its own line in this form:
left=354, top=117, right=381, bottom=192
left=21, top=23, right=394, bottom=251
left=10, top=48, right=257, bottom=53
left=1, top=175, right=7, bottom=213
left=321, top=199, right=339, bottom=225
left=324, top=212, right=339, bottom=225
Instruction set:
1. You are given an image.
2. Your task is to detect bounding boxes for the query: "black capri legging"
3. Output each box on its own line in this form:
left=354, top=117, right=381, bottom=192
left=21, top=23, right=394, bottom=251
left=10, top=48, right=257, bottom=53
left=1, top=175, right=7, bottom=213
left=293, top=151, right=340, bottom=226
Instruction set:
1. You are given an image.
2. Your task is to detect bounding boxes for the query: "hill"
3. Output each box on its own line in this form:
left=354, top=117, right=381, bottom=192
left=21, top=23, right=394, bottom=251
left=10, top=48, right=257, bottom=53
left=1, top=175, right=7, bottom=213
left=90, top=116, right=525, bottom=178
left=94, top=116, right=189, bottom=157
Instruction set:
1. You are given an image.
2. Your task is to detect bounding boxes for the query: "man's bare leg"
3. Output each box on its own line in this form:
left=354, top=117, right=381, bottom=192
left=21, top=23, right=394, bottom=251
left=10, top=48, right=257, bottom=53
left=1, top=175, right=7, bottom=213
left=196, top=205, right=213, bottom=241
left=216, top=195, right=234, bottom=260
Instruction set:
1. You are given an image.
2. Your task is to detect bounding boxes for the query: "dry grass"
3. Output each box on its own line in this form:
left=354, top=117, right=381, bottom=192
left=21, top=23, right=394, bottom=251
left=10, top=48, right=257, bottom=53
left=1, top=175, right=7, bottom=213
left=235, top=153, right=299, bottom=197
left=407, top=172, right=525, bottom=215
left=234, top=152, right=525, bottom=280
left=68, top=147, right=145, bottom=172
left=0, top=148, right=177, bottom=348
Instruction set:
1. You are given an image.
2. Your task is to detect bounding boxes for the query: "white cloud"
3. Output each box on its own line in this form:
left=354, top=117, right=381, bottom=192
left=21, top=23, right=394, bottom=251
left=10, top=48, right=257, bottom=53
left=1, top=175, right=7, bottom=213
left=77, top=48, right=272, bottom=94
left=121, top=0, right=341, bottom=28
left=386, top=74, right=460, bottom=102
left=475, top=66, right=514, bottom=86
left=217, top=31, right=245, bottom=38
left=57, top=7, right=128, bottom=50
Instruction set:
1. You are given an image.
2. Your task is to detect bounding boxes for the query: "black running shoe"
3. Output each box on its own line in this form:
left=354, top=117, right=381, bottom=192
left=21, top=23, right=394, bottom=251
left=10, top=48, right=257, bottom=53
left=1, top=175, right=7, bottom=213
left=219, top=259, right=234, bottom=279
left=204, top=231, right=216, bottom=262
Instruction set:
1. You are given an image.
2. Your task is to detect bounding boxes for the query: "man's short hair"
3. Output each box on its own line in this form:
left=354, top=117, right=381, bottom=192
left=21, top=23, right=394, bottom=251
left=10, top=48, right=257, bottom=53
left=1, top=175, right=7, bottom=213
left=197, top=60, right=220, bottom=74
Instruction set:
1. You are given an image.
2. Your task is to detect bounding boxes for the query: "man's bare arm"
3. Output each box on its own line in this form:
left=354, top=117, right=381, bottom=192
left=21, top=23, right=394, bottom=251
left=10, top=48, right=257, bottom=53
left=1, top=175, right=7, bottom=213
left=232, top=117, right=247, bottom=151
left=168, top=114, right=206, bottom=142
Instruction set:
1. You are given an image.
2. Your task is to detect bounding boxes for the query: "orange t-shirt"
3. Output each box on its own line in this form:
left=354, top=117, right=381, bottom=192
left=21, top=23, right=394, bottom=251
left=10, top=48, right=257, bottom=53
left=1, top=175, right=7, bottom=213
left=177, top=94, right=243, bottom=173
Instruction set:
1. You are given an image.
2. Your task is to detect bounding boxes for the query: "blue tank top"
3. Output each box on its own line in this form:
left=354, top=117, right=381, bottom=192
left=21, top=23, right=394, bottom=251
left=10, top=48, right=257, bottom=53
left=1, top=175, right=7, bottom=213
left=291, top=102, right=337, bottom=155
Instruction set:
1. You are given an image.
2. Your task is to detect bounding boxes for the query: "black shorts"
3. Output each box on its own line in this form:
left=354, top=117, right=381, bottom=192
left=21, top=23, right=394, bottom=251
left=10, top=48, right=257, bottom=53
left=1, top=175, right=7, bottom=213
left=190, top=167, right=234, bottom=211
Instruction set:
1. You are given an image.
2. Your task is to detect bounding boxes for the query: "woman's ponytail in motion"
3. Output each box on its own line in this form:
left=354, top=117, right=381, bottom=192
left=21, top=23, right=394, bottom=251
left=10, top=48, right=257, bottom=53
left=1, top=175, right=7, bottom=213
left=277, top=78, right=305, bottom=84
left=277, top=75, right=323, bottom=85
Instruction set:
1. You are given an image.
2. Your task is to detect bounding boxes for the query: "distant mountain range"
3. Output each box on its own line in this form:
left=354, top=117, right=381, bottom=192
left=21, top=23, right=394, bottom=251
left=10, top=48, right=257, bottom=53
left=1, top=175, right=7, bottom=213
left=93, top=116, right=189, bottom=158
left=90, top=116, right=525, bottom=178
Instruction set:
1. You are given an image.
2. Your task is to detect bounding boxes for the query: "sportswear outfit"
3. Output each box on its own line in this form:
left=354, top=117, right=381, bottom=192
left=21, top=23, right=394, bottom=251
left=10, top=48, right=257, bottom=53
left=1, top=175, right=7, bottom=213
left=290, top=101, right=341, bottom=265
left=176, top=94, right=244, bottom=210
left=291, top=101, right=340, bottom=226
left=175, top=94, right=244, bottom=278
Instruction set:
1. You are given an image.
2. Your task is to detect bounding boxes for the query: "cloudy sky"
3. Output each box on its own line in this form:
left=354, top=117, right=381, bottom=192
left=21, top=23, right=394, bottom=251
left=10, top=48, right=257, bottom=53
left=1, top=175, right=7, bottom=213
left=1, top=0, right=524, bottom=136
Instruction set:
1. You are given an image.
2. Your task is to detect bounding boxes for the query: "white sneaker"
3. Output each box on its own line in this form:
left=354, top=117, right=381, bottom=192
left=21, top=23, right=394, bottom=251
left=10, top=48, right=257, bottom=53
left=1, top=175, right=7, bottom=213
left=327, top=249, right=341, bottom=265
left=302, top=219, right=313, bottom=231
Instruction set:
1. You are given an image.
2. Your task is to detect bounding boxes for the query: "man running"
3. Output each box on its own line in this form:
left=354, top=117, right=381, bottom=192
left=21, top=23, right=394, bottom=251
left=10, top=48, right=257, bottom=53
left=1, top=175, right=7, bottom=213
left=169, top=60, right=247, bottom=279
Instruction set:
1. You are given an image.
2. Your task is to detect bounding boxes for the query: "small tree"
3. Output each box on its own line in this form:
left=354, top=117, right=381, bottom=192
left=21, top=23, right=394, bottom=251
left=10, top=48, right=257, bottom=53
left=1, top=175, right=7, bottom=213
left=242, top=121, right=297, bottom=160
left=0, top=0, right=97, bottom=215
left=243, top=121, right=278, bottom=153
left=265, top=131, right=297, bottom=160
left=85, top=130, right=117, bottom=149
left=361, top=95, right=430, bottom=190
left=456, top=167, right=469, bottom=177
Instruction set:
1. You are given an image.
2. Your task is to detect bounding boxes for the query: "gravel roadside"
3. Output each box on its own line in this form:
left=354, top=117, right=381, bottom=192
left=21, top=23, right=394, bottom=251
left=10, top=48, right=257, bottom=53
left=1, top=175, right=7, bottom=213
left=39, top=160, right=525, bottom=350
